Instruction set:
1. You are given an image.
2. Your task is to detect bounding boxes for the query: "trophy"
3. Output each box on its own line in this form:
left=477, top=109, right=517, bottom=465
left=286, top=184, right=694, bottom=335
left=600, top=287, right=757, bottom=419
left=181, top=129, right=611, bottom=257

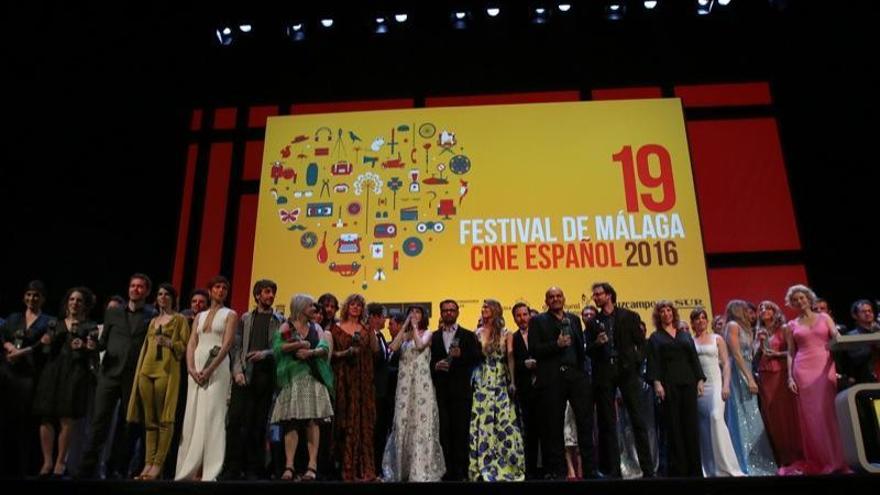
left=42, top=319, right=58, bottom=354
left=13, top=328, right=25, bottom=349
left=446, top=337, right=460, bottom=364
left=560, top=317, right=571, bottom=338
left=352, top=329, right=362, bottom=345
left=203, top=345, right=221, bottom=370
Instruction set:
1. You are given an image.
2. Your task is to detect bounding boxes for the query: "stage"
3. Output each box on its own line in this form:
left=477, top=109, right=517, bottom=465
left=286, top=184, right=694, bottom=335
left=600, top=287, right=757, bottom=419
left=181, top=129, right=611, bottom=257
left=5, top=474, right=878, bottom=495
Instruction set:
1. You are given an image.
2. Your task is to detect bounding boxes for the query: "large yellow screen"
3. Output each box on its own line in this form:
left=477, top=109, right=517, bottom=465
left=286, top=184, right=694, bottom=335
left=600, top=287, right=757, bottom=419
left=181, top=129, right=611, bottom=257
left=251, top=99, right=711, bottom=327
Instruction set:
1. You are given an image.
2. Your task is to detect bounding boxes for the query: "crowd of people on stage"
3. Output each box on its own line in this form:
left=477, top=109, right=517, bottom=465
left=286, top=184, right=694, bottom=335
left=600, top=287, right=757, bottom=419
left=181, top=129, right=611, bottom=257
left=1, top=274, right=877, bottom=482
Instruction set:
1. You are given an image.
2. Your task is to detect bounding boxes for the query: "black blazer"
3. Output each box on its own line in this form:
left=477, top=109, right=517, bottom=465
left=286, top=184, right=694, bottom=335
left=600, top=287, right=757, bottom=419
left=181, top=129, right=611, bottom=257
left=527, top=312, right=586, bottom=389
left=585, top=306, right=647, bottom=382
left=645, top=328, right=705, bottom=386
left=512, top=330, right=537, bottom=400
left=430, top=326, right=480, bottom=398
left=98, top=304, right=156, bottom=379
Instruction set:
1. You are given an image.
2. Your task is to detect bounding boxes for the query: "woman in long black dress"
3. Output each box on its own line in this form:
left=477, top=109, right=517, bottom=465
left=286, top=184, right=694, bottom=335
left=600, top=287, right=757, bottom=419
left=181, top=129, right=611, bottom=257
left=0, top=280, right=54, bottom=477
left=646, top=300, right=705, bottom=477
left=32, top=287, right=98, bottom=477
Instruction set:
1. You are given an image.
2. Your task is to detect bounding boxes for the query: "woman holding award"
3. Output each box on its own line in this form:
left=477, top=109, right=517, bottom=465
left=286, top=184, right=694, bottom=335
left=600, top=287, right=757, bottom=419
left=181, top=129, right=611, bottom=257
left=175, top=276, right=238, bottom=481
left=270, top=294, right=334, bottom=481
left=127, top=283, right=190, bottom=480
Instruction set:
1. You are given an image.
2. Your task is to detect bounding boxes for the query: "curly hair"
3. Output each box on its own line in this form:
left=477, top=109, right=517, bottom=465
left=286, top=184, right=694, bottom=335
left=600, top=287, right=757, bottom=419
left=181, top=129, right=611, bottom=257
left=756, top=300, right=785, bottom=332
left=339, top=294, right=367, bottom=324
left=652, top=300, right=680, bottom=331
left=61, top=286, right=96, bottom=318
left=785, top=284, right=817, bottom=309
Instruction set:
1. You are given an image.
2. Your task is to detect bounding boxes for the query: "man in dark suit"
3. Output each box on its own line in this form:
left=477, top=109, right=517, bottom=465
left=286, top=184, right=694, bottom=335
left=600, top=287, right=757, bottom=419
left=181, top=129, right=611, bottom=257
left=79, top=274, right=156, bottom=479
left=511, top=302, right=540, bottom=479
left=430, top=299, right=481, bottom=481
left=585, top=282, right=654, bottom=478
left=528, top=287, right=595, bottom=479
left=367, top=303, right=392, bottom=470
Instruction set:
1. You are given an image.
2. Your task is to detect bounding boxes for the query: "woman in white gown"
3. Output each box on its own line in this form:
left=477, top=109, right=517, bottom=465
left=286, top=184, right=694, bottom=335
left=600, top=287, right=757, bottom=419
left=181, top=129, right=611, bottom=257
left=175, top=276, right=238, bottom=481
left=690, top=308, right=743, bottom=477
left=381, top=306, right=445, bottom=482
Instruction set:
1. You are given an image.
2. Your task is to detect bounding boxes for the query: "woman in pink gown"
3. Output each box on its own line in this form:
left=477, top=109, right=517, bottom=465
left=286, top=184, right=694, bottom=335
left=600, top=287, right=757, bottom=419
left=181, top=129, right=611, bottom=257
left=755, top=300, right=803, bottom=472
left=784, top=285, right=850, bottom=474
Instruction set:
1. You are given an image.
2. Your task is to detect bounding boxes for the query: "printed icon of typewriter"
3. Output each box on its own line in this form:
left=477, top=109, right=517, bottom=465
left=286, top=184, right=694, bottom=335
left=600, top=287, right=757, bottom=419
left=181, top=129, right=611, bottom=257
left=335, top=233, right=361, bottom=254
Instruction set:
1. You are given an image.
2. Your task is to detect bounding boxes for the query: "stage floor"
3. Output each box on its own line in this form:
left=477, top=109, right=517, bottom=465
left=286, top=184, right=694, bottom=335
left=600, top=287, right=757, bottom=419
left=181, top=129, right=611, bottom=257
left=5, top=474, right=878, bottom=495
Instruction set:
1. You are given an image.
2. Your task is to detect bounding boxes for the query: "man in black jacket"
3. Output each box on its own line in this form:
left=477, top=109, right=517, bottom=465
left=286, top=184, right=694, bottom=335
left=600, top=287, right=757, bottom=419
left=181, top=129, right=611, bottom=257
left=528, top=287, right=595, bottom=479
left=430, top=299, right=481, bottom=481
left=223, top=279, right=283, bottom=480
left=367, top=303, right=392, bottom=471
left=585, top=282, right=654, bottom=478
left=79, top=274, right=156, bottom=479
left=510, top=302, right=540, bottom=479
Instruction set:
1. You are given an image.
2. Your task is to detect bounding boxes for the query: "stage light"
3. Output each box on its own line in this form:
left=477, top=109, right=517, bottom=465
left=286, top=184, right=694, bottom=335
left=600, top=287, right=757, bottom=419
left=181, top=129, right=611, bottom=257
left=215, top=26, right=233, bottom=46
left=394, top=13, right=408, bottom=23
left=285, top=23, right=305, bottom=42
left=532, top=7, right=548, bottom=25
left=605, top=3, right=626, bottom=20
left=697, top=0, right=714, bottom=15
left=320, top=18, right=334, bottom=28
left=644, top=0, right=658, bottom=9
left=487, top=7, right=501, bottom=17
left=238, top=24, right=252, bottom=33
left=374, top=17, right=388, bottom=34
left=558, top=3, right=572, bottom=12
left=452, top=11, right=470, bottom=29
left=717, top=0, right=731, bottom=5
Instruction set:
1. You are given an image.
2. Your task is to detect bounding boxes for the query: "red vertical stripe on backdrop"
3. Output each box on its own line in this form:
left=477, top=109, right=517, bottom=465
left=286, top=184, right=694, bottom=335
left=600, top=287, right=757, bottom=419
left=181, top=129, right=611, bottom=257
left=194, top=143, right=233, bottom=288
left=248, top=105, right=279, bottom=128
left=591, top=87, right=663, bottom=100
left=424, top=91, right=580, bottom=107
left=172, top=144, right=198, bottom=291
left=190, top=109, right=203, bottom=131
left=213, top=107, right=237, bottom=129
left=290, top=98, right=415, bottom=115
left=242, top=140, right=264, bottom=181
left=674, top=82, right=772, bottom=108
left=689, top=118, right=800, bottom=253
left=231, top=194, right=259, bottom=313
left=708, top=265, right=809, bottom=320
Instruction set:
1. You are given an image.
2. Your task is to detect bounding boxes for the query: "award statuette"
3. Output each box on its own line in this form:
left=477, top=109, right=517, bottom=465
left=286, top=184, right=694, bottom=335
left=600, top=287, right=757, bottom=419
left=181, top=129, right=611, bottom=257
left=445, top=337, right=460, bottom=365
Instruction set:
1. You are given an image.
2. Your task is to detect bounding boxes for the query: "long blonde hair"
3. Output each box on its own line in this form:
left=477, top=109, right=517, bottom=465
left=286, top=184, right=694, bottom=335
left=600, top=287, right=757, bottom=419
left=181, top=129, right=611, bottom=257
left=480, top=299, right=505, bottom=355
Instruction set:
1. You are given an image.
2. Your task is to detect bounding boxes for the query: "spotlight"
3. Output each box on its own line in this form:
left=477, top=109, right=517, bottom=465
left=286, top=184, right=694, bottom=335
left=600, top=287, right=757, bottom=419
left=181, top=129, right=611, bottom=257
left=644, top=0, right=658, bottom=8
left=487, top=7, right=501, bottom=17
left=558, top=3, right=572, bottom=12
left=286, top=23, right=305, bottom=42
left=374, top=17, right=388, bottom=34
left=320, top=18, right=334, bottom=28
left=451, top=11, right=470, bottom=29
left=394, top=13, right=408, bottom=23
left=532, top=7, right=548, bottom=24
left=238, top=24, right=252, bottom=33
left=697, top=0, right=714, bottom=15
left=717, top=0, right=731, bottom=5
left=215, top=26, right=233, bottom=46
left=605, top=3, right=626, bottom=20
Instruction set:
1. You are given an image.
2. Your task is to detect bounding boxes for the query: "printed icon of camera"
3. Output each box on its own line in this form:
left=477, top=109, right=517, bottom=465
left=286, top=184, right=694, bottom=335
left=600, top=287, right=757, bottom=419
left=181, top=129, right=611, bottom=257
left=416, top=221, right=445, bottom=233
left=374, top=223, right=398, bottom=238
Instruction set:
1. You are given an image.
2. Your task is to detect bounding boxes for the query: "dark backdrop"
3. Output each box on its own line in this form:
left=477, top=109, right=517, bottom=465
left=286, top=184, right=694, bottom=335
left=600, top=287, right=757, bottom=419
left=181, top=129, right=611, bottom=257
left=2, top=1, right=878, bottom=323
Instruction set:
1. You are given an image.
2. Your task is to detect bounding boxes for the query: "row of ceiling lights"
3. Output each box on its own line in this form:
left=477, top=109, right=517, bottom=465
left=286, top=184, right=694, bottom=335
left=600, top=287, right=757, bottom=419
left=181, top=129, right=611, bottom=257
left=215, top=0, right=736, bottom=46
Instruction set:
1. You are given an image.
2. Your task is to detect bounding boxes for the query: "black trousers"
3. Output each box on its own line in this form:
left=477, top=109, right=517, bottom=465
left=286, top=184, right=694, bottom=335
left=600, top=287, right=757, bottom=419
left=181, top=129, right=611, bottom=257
left=0, top=369, right=39, bottom=477
left=224, top=362, right=275, bottom=477
left=517, top=390, right=541, bottom=478
left=594, top=368, right=655, bottom=477
left=373, top=391, right=393, bottom=471
left=661, top=382, right=701, bottom=477
left=539, top=366, right=595, bottom=478
left=79, top=372, right=143, bottom=478
left=436, top=388, right=472, bottom=480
